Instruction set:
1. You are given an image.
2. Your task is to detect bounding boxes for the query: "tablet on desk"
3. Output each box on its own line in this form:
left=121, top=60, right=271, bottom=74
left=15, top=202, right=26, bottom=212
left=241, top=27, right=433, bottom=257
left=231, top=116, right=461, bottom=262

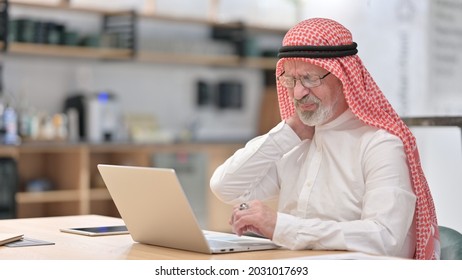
left=60, top=225, right=129, bottom=236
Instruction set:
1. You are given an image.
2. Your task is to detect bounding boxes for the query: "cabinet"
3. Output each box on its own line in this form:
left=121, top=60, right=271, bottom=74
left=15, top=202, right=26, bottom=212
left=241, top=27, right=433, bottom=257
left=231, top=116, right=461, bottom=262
left=0, top=142, right=242, bottom=230
left=0, top=0, right=283, bottom=69
left=14, top=144, right=87, bottom=217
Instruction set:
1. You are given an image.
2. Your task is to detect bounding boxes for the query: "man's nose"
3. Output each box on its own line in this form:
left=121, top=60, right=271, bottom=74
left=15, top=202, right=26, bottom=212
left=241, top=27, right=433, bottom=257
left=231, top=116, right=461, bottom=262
left=293, top=81, right=310, bottom=100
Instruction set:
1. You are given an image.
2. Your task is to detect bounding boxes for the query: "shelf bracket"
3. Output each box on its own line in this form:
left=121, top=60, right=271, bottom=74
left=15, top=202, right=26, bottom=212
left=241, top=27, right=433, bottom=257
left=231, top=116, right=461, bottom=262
left=211, top=21, right=248, bottom=60
left=0, top=0, right=9, bottom=52
left=102, top=10, right=137, bottom=58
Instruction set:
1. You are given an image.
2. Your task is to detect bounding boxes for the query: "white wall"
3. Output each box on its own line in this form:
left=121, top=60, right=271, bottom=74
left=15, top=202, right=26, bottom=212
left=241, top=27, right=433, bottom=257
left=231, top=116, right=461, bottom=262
left=300, top=0, right=430, bottom=115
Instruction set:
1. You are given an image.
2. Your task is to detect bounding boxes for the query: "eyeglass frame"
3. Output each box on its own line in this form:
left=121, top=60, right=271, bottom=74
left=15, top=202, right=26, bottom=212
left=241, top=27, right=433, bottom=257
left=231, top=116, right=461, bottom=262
left=277, top=71, right=331, bottom=89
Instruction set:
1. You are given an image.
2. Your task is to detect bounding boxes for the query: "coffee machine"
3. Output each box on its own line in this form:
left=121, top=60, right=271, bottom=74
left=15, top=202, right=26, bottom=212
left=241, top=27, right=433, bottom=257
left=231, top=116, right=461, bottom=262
left=64, top=91, right=121, bottom=142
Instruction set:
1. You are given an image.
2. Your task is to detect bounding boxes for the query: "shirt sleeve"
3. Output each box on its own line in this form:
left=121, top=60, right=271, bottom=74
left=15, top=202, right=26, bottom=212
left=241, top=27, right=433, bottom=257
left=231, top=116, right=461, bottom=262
left=272, top=131, right=417, bottom=258
left=210, top=121, right=301, bottom=205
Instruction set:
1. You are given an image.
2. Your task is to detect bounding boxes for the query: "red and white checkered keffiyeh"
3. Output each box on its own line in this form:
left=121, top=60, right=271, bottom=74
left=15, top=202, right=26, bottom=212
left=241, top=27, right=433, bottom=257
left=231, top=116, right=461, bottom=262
left=276, top=18, right=439, bottom=259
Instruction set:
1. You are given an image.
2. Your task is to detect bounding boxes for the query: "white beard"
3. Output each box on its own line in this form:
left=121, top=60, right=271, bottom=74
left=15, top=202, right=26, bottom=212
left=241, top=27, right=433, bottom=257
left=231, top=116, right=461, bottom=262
left=295, top=94, right=334, bottom=126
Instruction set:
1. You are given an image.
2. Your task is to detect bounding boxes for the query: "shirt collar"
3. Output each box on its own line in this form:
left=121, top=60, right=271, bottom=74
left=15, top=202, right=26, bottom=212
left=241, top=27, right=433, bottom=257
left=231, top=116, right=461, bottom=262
left=315, top=108, right=355, bottom=131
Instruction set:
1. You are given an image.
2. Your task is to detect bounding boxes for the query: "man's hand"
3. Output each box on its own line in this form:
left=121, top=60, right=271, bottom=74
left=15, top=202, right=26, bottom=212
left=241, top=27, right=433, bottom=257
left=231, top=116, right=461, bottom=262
left=285, top=114, right=315, bottom=140
left=230, top=200, right=277, bottom=239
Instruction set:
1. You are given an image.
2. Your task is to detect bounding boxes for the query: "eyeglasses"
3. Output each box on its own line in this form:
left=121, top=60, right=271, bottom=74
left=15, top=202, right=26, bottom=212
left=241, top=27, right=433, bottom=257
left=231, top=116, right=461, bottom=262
left=277, top=72, right=331, bottom=89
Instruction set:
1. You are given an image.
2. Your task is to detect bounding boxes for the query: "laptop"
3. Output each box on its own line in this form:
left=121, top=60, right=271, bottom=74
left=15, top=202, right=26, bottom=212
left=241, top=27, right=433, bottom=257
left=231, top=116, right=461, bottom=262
left=97, top=164, right=279, bottom=254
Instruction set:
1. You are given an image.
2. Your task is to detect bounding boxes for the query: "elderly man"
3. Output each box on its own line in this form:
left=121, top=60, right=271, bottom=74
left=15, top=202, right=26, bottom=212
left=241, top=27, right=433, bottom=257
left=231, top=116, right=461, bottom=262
left=210, top=18, right=439, bottom=259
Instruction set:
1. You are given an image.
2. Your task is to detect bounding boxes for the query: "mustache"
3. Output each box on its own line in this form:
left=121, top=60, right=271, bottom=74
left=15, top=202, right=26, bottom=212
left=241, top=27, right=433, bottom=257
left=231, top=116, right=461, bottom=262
left=294, top=94, right=320, bottom=106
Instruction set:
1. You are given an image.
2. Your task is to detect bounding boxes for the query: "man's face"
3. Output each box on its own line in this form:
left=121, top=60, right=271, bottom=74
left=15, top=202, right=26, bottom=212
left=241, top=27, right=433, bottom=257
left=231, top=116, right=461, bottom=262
left=282, top=60, right=348, bottom=126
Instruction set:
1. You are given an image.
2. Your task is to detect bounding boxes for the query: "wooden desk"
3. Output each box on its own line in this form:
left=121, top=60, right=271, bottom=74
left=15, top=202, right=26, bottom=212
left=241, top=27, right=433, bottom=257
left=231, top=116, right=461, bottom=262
left=0, top=215, right=339, bottom=260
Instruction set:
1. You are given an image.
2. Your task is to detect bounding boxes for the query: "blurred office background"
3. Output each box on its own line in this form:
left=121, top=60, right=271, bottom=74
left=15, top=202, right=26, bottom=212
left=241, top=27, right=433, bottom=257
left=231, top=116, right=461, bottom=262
left=0, top=0, right=461, bottom=232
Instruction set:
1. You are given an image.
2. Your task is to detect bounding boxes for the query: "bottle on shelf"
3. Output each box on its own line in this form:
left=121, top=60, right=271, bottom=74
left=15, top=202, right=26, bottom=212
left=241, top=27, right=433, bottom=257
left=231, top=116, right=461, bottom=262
left=2, top=102, right=21, bottom=145
left=0, top=99, right=4, bottom=141
left=0, top=73, right=21, bottom=145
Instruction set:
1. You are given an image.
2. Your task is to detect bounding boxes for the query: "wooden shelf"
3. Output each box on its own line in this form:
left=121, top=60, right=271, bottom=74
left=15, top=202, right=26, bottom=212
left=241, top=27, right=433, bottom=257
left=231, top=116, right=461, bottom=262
left=17, top=141, right=84, bottom=152
left=9, top=0, right=126, bottom=15
left=5, top=42, right=133, bottom=60
left=137, top=51, right=239, bottom=67
left=244, top=57, right=279, bottom=70
left=1, top=43, right=277, bottom=69
left=137, top=51, right=277, bottom=69
left=16, top=189, right=80, bottom=203
left=89, top=188, right=112, bottom=201
left=0, top=145, right=19, bottom=159
left=1, top=42, right=277, bottom=69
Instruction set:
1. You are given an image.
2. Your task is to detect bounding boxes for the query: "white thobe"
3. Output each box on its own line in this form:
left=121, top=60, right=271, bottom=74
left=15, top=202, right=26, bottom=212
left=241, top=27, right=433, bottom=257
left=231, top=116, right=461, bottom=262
left=210, top=109, right=416, bottom=258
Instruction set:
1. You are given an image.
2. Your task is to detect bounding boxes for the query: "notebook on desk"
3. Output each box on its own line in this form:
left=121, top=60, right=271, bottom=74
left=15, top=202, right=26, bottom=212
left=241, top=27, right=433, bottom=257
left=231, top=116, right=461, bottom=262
left=97, top=164, right=278, bottom=254
left=0, top=233, right=24, bottom=246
